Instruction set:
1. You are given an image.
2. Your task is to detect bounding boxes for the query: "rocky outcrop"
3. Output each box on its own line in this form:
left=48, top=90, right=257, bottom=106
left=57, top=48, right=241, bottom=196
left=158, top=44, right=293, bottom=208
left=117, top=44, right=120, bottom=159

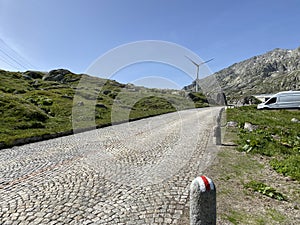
left=23, top=71, right=45, bottom=79
left=42, top=69, right=80, bottom=83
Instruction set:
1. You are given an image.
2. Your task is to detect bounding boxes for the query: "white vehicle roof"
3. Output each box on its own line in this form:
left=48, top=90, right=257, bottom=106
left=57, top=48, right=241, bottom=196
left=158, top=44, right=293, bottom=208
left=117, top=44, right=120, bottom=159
left=276, top=90, right=300, bottom=95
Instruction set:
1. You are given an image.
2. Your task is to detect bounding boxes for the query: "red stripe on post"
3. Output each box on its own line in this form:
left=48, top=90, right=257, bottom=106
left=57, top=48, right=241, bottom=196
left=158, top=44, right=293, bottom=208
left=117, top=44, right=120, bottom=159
left=200, top=176, right=211, bottom=191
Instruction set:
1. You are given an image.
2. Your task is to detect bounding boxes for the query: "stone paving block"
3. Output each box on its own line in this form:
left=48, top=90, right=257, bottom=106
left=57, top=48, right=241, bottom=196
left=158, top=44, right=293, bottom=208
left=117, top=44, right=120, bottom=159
left=0, top=108, right=221, bottom=224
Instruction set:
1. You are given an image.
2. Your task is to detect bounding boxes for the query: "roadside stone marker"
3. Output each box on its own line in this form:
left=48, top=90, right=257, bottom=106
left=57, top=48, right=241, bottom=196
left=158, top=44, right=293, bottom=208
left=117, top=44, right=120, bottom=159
left=190, top=176, right=216, bottom=225
left=214, top=125, right=221, bottom=145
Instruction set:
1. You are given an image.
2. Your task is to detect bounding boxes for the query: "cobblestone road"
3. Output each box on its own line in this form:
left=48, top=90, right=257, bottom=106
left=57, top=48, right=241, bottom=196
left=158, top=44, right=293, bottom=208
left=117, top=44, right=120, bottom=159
left=0, top=107, right=222, bottom=224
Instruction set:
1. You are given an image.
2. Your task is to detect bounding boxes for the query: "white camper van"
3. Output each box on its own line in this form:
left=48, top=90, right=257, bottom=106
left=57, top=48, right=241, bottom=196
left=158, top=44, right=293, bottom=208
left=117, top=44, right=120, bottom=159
left=257, top=91, right=300, bottom=109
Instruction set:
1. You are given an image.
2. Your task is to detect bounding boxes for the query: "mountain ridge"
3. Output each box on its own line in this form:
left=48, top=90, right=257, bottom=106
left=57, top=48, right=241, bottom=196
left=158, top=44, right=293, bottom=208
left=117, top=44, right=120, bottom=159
left=184, top=46, right=300, bottom=103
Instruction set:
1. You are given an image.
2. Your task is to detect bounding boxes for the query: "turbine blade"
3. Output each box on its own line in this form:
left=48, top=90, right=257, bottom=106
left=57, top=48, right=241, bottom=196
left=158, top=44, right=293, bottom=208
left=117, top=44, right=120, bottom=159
left=203, top=58, right=214, bottom=64
left=185, top=55, right=199, bottom=66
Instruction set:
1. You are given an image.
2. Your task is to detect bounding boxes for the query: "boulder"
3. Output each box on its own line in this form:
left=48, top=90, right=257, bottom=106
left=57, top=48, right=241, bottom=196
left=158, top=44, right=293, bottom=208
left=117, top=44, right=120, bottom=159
left=271, top=134, right=281, bottom=141
left=102, top=90, right=111, bottom=95
left=291, top=118, right=299, bottom=123
left=77, top=101, right=84, bottom=106
left=23, top=71, right=44, bottom=79
left=42, top=69, right=72, bottom=82
left=227, top=121, right=238, bottom=127
left=244, top=122, right=258, bottom=132
left=22, top=74, right=33, bottom=80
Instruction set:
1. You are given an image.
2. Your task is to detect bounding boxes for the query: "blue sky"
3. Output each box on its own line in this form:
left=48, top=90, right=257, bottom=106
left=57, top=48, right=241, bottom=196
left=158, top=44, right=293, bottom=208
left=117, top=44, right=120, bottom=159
left=0, top=0, right=299, bottom=88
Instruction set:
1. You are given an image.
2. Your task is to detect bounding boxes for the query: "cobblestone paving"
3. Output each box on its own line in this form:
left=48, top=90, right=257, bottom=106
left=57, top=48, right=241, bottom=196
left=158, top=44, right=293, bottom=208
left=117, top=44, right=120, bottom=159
left=0, top=107, right=222, bottom=224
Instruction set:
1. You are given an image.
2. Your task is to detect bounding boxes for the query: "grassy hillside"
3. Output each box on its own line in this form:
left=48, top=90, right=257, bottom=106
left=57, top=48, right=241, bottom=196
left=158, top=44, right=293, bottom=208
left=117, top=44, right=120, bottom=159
left=0, top=69, right=209, bottom=148
left=196, top=106, right=300, bottom=224
left=178, top=106, right=299, bottom=224
left=227, top=106, right=300, bottom=181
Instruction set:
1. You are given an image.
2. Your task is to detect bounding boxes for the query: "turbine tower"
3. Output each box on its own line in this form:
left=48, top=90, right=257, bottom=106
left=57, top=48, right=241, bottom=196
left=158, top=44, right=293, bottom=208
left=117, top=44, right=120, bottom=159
left=185, top=56, right=214, bottom=92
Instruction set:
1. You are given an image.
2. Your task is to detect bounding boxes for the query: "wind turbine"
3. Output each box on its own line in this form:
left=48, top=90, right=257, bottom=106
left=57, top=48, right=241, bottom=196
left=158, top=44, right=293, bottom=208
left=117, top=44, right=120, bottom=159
left=185, top=56, right=214, bottom=92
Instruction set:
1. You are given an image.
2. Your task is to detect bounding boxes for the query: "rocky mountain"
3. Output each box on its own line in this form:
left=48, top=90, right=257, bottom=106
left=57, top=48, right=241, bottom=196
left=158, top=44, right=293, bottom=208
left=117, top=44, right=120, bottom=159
left=184, top=46, right=300, bottom=103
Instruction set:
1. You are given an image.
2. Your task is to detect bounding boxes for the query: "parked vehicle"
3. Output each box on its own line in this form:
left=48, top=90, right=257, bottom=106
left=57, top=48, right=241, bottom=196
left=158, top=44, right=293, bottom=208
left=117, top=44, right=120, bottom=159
left=257, top=91, right=300, bottom=109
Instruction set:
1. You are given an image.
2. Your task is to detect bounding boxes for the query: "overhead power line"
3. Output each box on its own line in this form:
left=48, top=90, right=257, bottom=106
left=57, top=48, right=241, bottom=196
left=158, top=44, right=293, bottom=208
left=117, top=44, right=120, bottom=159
left=0, top=38, right=36, bottom=70
left=0, top=54, right=20, bottom=69
left=0, top=47, right=28, bottom=70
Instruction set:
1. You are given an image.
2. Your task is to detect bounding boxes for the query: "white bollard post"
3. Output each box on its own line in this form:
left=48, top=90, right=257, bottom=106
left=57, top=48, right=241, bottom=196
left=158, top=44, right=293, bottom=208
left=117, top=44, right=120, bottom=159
left=190, top=176, right=216, bottom=225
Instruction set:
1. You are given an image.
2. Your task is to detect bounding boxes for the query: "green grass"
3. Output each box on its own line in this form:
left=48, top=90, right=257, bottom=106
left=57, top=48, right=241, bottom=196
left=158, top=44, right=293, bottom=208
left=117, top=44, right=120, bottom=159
left=129, top=96, right=176, bottom=119
left=222, top=209, right=271, bottom=225
left=0, top=69, right=210, bottom=147
left=244, top=180, right=287, bottom=201
left=208, top=108, right=298, bottom=224
left=227, top=105, right=300, bottom=181
left=266, top=209, right=286, bottom=223
left=187, top=92, right=210, bottom=108
left=223, top=210, right=246, bottom=224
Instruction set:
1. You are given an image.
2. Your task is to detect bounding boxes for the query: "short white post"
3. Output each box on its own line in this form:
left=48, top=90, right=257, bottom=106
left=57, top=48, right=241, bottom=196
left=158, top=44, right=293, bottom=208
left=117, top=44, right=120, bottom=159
left=190, top=176, right=216, bottom=225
